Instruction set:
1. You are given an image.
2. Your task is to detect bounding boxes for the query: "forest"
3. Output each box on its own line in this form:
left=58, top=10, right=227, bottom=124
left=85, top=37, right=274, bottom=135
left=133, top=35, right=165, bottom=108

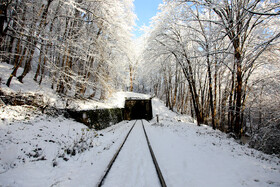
left=0, top=0, right=136, bottom=99
left=0, top=0, right=280, bottom=155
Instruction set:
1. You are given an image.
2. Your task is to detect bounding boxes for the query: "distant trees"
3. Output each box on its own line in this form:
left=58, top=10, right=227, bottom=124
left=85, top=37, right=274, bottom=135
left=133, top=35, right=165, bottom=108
left=140, top=0, right=280, bottom=137
left=1, top=0, right=136, bottom=99
left=246, top=56, right=280, bottom=156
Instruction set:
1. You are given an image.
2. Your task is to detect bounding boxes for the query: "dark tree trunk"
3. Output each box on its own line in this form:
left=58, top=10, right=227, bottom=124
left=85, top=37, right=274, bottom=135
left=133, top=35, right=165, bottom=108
left=6, top=46, right=27, bottom=87
left=39, top=54, right=46, bottom=85
left=17, top=49, right=34, bottom=83
left=234, top=44, right=243, bottom=138
left=207, top=61, right=216, bottom=129
left=0, top=1, right=9, bottom=40
left=18, top=0, right=53, bottom=83
left=129, top=65, right=133, bottom=92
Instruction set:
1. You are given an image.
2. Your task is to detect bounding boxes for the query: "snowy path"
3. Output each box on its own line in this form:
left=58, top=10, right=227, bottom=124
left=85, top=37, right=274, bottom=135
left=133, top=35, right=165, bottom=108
left=102, top=120, right=160, bottom=187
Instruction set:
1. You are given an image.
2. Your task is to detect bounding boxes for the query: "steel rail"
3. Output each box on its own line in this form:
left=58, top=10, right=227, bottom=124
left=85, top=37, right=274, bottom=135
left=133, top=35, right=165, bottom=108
left=97, top=120, right=137, bottom=187
left=97, top=119, right=167, bottom=187
left=141, top=120, right=167, bottom=187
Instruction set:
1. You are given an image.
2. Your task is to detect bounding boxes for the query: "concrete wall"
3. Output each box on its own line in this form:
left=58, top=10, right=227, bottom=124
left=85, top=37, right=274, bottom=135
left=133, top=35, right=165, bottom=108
left=67, top=99, right=152, bottom=130
left=67, top=108, right=123, bottom=130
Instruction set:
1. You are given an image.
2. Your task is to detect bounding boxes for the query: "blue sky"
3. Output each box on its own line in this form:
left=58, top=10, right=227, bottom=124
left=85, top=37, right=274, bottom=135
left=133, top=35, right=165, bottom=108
left=133, top=0, right=163, bottom=38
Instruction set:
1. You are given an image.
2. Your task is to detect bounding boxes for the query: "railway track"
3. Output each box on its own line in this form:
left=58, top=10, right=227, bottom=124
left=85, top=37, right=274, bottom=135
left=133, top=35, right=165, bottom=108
left=97, top=120, right=167, bottom=187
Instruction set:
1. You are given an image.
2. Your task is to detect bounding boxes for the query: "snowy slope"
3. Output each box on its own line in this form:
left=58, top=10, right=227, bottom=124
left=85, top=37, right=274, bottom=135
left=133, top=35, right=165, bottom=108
left=145, top=120, right=280, bottom=187
left=0, top=110, right=135, bottom=186
left=0, top=63, right=150, bottom=110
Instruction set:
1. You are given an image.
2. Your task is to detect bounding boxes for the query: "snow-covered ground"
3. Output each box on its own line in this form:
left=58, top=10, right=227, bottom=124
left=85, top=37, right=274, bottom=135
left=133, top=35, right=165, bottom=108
left=1, top=98, right=280, bottom=186
left=0, top=108, right=134, bottom=186
left=1, top=62, right=280, bottom=186
left=145, top=120, right=280, bottom=187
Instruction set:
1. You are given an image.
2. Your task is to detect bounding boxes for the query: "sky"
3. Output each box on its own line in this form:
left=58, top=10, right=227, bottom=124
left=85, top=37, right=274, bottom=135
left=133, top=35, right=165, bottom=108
left=133, top=0, right=163, bottom=38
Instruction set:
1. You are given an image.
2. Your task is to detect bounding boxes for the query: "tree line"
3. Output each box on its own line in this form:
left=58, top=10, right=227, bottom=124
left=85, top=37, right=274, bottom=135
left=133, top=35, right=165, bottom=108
left=0, top=0, right=136, bottom=99
left=138, top=0, right=280, bottom=138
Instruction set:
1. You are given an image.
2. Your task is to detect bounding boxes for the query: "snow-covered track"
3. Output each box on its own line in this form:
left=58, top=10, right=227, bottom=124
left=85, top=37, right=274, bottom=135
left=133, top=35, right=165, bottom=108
left=141, top=120, right=167, bottom=187
left=97, top=120, right=167, bottom=187
left=97, top=120, right=137, bottom=187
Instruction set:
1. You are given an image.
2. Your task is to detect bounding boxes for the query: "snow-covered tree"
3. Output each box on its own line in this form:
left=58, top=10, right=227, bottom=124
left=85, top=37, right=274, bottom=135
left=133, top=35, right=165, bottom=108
left=140, top=0, right=280, bottom=137
left=2, top=0, right=136, bottom=100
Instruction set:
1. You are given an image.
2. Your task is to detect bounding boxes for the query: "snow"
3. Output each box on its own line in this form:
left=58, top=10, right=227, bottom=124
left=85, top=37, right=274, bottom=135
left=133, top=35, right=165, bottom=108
left=1, top=62, right=280, bottom=186
left=152, top=97, right=195, bottom=123
left=1, top=100, right=279, bottom=186
left=103, top=121, right=160, bottom=187
left=0, top=111, right=134, bottom=186
left=106, top=91, right=151, bottom=109
left=145, top=120, right=280, bottom=187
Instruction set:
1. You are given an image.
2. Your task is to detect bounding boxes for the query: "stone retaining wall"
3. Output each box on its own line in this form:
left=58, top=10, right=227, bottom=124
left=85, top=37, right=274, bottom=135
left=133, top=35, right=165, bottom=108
left=67, top=108, right=123, bottom=130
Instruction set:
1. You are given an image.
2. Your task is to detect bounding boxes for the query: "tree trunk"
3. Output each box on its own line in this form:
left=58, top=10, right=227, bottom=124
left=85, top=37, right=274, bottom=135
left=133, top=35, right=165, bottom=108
left=129, top=64, right=133, bottom=92
left=6, top=46, right=27, bottom=87
left=228, top=64, right=236, bottom=132
left=39, top=52, right=47, bottom=85
left=17, top=0, right=53, bottom=83
left=173, top=51, right=203, bottom=126
left=207, top=57, right=216, bottom=129
left=214, top=58, right=218, bottom=128
left=234, top=47, right=243, bottom=138
left=17, top=48, right=35, bottom=83
left=0, top=1, right=9, bottom=46
left=34, top=48, right=43, bottom=82
left=173, top=62, right=179, bottom=111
